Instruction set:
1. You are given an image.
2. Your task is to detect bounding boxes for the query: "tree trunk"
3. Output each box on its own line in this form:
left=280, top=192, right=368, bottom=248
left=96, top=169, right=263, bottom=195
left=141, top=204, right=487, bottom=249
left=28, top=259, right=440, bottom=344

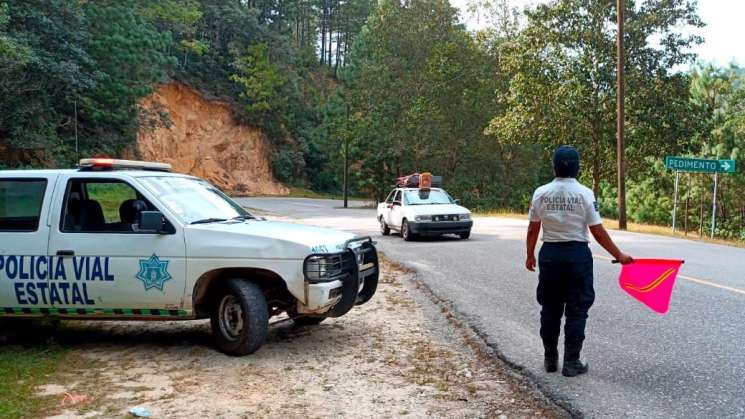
left=327, top=1, right=334, bottom=67
left=591, top=128, right=601, bottom=197
left=320, top=1, right=327, bottom=65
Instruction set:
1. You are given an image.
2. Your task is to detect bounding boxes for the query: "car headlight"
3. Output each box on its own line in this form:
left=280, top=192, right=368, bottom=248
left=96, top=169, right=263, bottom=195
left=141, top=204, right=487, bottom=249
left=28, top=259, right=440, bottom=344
left=304, top=254, right=344, bottom=282
left=415, top=215, right=432, bottom=222
left=460, top=213, right=471, bottom=220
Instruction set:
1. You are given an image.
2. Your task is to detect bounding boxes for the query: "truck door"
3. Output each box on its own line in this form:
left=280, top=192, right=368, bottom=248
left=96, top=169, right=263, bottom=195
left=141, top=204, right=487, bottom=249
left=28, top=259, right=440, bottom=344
left=47, top=175, right=187, bottom=315
left=0, top=175, right=57, bottom=312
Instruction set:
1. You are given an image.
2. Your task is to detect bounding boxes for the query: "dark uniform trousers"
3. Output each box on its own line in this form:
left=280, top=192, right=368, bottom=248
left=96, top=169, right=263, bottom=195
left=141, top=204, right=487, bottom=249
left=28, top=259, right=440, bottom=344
left=537, top=241, right=595, bottom=359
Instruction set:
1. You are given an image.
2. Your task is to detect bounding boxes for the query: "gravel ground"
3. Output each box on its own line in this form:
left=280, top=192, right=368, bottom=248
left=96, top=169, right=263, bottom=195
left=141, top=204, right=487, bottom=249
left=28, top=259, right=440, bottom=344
left=33, top=260, right=564, bottom=418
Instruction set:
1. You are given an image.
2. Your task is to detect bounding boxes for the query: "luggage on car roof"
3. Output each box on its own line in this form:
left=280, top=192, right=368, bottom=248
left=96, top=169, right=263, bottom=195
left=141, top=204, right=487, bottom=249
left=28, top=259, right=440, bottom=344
left=395, top=172, right=441, bottom=188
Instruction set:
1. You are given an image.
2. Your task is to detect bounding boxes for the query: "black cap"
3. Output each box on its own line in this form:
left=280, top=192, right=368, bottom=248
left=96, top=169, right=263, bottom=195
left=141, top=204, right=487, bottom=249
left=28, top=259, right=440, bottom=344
left=553, top=145, right=580, bottom=178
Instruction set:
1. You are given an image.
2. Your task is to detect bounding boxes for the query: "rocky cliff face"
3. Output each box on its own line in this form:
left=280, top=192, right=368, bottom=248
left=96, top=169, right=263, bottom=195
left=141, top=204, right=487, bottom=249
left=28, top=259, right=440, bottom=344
left=136, top=82, right=288, bottom=196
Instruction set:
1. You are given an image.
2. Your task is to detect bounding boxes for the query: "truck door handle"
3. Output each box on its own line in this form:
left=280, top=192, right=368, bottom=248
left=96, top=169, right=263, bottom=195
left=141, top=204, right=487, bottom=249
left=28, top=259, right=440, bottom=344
left=56, top=250, right=75, bottom=256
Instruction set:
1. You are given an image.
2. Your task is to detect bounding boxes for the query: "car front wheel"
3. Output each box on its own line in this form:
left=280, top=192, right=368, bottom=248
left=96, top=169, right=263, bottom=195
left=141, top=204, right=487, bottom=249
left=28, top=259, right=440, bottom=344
left=459, top=230, right=471, bottom=240
left=380, top=217, right=390, bottom=236
left=211, top=279, right=268, bottom=356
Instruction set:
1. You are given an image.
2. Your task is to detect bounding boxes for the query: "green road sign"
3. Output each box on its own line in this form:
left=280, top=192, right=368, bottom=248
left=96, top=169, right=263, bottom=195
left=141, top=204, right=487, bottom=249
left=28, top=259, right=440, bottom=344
left=665, top=156, right=736, bottom=173
left=718, top=159, right=736, bottom=173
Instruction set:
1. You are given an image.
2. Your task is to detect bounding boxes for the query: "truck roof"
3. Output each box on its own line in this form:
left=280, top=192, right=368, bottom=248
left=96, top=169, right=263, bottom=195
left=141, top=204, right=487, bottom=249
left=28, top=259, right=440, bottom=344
left=0, top=168, right=191, bottom=178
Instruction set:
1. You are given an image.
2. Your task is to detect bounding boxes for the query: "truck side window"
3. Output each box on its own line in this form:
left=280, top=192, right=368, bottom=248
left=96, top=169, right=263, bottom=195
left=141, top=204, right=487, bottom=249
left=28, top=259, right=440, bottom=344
left=0, top=179, right=47, bottom=232
left=61, top=179, right=155, bottom=233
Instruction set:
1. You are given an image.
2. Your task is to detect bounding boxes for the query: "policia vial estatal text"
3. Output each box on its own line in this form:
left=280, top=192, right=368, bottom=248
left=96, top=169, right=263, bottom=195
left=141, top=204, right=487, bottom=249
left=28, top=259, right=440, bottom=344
left=0, top=255, right=115, bottom=306
left=525, top=145, right=633, bottom=377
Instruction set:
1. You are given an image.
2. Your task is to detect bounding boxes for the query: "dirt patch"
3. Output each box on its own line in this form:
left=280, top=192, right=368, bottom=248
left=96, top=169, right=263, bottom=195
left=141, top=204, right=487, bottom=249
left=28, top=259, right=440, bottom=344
left=135, top=82, right=288, bottom=196
left=35, top=261, right=562, bottom=418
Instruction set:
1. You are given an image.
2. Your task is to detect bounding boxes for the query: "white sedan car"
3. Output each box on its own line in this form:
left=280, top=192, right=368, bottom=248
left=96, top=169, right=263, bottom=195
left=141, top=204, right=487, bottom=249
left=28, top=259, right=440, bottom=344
left=376, top=187, right=473, bottom=241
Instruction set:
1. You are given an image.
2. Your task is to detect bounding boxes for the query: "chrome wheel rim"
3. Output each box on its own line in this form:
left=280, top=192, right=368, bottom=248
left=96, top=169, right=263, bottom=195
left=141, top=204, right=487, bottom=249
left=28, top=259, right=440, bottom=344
left=218, top=294, right=243, bottom=341
left=380, top=219, right=387, bottom=233
left=402, top=221, right=408, bottom=239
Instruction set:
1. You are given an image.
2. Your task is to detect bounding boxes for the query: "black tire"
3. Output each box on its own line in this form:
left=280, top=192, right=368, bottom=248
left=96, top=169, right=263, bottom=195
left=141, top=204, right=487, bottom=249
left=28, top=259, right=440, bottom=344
left=459, top=230, right=471, bottom=240
left=402, top=219, right=415, bottom=241
left=210, top=279, right=268, bottom=356
left=379, top=216, right=390, bottom=236
left=291, top=316, right=326, bottom=327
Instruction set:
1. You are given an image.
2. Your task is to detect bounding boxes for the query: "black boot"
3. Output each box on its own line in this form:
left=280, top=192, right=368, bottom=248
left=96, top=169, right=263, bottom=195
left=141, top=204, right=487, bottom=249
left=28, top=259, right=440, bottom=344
left=562, top=351, right=588, bottom=377
left=544, top=346, right=558, bottom=373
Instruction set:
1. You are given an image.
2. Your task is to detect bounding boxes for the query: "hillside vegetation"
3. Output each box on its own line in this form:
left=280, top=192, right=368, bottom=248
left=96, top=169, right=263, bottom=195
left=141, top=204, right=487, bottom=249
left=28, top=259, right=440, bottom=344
left=1, top=0, right=744, bottom=240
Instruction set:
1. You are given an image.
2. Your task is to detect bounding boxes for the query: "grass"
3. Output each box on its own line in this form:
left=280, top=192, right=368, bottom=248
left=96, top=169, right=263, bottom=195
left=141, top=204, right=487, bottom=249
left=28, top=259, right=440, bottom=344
left=280, top=186, right=370, bottom=201
left=0, top=344, right=66, bottom=418
left=474, top=209, right=745, bottom=248
left=601, top=218, right=745, bottom=249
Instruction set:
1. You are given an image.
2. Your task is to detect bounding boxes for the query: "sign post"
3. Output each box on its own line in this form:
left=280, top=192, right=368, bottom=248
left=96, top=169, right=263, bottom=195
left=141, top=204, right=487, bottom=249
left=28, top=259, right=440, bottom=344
left=665, top=156, right=736, bottom=238
left=672, top=171, right=680, bottom=233
left=711, top=171, right=718, bottom=238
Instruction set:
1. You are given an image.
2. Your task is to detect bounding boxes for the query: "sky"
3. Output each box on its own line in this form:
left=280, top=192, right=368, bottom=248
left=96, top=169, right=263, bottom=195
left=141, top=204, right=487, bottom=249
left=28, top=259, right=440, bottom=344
left=451, top=0, right=745, bottom=66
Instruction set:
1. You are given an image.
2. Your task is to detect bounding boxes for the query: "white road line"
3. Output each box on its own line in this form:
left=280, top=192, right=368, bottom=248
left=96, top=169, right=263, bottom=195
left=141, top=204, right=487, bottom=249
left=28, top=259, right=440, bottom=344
left=593, top=254, right=745, bottom=296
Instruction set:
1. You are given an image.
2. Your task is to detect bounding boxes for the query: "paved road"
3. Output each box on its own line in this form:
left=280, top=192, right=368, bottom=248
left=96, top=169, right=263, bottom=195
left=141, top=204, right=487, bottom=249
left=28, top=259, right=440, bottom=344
left=237, top=197, right=745, bottom=418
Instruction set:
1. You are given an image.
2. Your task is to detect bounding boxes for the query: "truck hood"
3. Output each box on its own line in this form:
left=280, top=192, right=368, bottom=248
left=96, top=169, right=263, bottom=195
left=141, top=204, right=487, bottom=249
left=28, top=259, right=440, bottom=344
left=406, top=204, right=471, bottom=217
left=184, top=219, right=358, bottom=259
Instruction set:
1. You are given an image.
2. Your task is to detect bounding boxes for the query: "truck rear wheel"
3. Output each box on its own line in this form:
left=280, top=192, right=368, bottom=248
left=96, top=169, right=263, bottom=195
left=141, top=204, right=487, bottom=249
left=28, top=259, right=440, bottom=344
left=210, top=279, right=268, bottom=356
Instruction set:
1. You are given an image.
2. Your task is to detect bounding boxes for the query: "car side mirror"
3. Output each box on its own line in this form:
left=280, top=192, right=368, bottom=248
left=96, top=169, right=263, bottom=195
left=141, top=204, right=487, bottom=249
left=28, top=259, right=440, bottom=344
left=453, top=199, right=460, bottom=204
left=139, top=211, right=166, bottom=234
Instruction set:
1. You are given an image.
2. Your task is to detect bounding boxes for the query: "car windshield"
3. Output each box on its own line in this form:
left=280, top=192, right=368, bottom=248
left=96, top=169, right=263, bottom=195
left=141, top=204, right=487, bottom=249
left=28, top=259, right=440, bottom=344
left=138, top=176, right=251, bottom=224
left=404, top=190, right=453, bottom=205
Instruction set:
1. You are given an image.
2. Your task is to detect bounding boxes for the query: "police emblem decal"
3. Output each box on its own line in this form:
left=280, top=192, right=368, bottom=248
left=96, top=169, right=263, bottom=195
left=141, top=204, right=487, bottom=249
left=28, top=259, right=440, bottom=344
left=136, top=254, right=172, bottom=291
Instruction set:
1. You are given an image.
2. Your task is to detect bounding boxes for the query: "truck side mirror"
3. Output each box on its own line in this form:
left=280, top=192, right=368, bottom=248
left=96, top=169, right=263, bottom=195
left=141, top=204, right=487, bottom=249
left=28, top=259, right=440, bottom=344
left=139, top=211, right=166, bottom=234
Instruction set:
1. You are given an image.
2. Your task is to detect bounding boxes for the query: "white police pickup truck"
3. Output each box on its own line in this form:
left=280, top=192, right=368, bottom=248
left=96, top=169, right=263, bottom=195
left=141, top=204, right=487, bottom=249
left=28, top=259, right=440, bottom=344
left=377, top=187, right=473, bottom=241
left=0, top=158, right=378, bottom=355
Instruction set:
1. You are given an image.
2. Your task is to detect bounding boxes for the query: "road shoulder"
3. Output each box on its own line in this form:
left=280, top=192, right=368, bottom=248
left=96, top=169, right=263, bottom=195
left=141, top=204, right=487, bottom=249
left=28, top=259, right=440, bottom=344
left=14, top=259, right=565, bottom=418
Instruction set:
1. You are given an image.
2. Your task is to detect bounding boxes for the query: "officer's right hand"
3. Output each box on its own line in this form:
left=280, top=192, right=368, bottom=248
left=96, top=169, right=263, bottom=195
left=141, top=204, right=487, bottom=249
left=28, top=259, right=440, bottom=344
left=616, top=252, right=634, bottom=264
left=526, top=255, right=537, bottom=271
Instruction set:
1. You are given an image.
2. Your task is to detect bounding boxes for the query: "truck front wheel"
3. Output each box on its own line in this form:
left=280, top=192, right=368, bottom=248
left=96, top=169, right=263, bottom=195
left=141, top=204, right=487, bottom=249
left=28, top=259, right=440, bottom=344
left=211, top=279, right=268, bottom=356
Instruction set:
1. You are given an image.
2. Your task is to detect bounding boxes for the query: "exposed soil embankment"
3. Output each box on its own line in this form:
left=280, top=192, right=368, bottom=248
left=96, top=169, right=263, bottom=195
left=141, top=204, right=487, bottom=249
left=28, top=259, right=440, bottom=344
left=136, top=82, right=288, bottom=196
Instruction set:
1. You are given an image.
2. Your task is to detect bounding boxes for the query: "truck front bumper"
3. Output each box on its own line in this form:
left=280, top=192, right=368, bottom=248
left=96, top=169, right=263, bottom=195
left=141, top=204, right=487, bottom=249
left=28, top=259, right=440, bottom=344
left=409, top=220, right=473, bottom=236
left=302, top=237, right=379, bottom=317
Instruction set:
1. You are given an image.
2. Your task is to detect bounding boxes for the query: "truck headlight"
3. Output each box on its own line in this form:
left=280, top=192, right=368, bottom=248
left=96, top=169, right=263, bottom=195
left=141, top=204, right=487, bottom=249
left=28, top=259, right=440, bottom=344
left=304, top=254, right=344, bottom=282
left=415, top=215, right=432, bottom=222
left=460, top=214, right=471, bottom=220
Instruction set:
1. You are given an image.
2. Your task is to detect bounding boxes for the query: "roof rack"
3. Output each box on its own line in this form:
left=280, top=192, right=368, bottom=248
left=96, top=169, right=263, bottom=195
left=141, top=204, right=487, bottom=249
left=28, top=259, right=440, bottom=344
left=78, top=158, right=172, bottom=172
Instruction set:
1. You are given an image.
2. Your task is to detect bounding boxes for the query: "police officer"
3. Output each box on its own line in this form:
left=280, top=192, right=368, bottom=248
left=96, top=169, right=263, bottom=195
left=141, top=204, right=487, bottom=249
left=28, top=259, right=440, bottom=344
left=525, top=145, right=633, bottom=377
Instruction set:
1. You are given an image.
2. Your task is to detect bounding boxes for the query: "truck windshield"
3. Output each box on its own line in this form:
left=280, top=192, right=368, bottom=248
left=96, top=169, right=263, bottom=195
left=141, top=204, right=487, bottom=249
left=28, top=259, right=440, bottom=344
left=404, top=190, right=453, bottom=205
left=138, top=176, right=251, bottom=224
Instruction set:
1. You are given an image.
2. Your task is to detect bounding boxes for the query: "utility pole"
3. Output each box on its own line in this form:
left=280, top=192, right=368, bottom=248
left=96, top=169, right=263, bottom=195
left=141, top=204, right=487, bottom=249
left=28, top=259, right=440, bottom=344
left=616, top=0, right=627, bottom=230
left=343, top=102, right=349, bottom=208
left=74, top=99, right=79, bottom=162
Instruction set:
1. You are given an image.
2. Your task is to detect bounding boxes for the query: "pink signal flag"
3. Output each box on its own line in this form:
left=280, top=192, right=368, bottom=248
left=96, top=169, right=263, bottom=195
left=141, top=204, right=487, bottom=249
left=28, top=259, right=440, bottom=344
left=618, top=259, right=684, bottom=314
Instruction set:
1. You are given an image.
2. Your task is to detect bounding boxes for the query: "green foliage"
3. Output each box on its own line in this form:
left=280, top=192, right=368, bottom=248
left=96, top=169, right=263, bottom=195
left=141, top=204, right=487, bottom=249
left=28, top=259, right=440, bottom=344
left=0, top=0, right=743, bottom=240
left=487, top=0, right=702, bottom=195
left=231, top=43, right=288, bottom=122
